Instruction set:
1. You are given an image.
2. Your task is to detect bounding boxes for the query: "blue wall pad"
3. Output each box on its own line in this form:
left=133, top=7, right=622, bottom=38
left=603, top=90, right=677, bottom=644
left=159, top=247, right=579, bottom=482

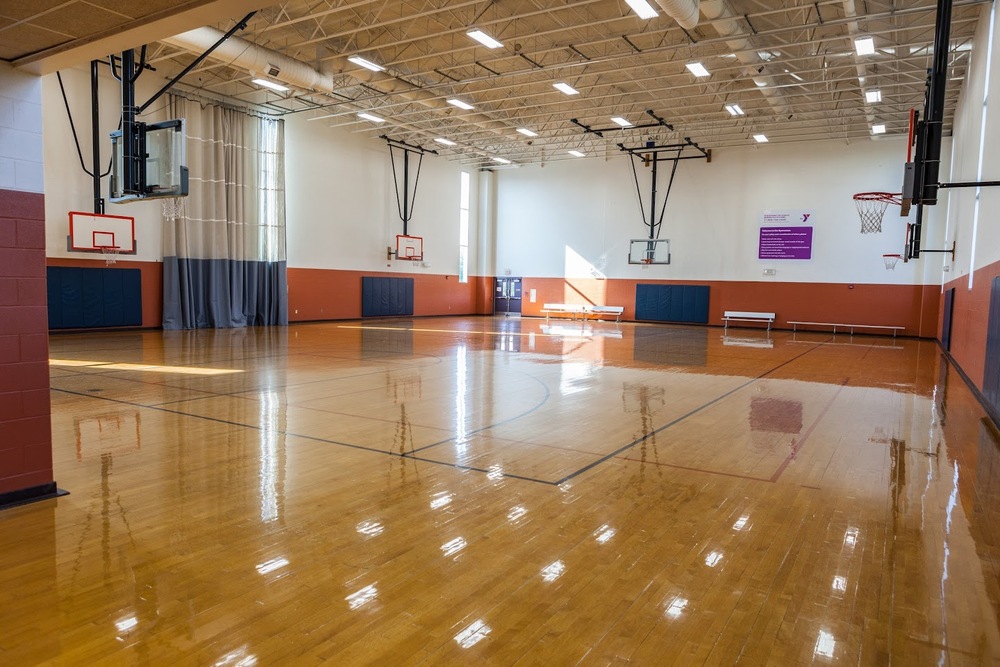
left=984, top=277, right=1000, bottom=416
left=634, top=284, right=710, bottom=324
left=362, top=276, right=414, bottom=317
left=47, top=266, right=142, bottom=329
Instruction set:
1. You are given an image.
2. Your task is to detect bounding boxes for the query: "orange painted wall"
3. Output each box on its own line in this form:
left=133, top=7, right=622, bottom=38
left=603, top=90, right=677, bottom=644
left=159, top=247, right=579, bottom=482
left=941, top=257, right=1000, bottom=390
left=519, top=277, right=940, bottom=338
left=46, top=257, right=163, bottom=329
left=287, top=268, right=492, bottom=321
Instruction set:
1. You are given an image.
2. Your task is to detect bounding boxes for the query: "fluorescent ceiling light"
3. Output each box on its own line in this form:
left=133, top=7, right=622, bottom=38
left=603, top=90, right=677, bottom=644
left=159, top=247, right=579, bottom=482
left=347, top=56, right=384, bottom=72
left=785, top=69, right=804, bottom=82
left=492, top=156, right=512, bottom=164
left=553, top=82, right=579, bottom=95
left=865, top=89, right=882, bottom=104
left=434, top=137, right=456, bottom=146
left=447, top=98, right=475, bottom=110
left=724, top=103, right=745, bottom=116
left=685, top=62, right=710, bottom=77
left=517, top=128, right=538, bottom=137
left=610, top=116, right=632, bottom=127
left=467, top=29, right=503, bottom=49
left=855, top=36, right=875, bottom=56
left=357, top=112, right=385, bottom=123
left=568, top=150, right=585, bottom=157
left=753, top=134, right=768, bottom=143
left=755, top=80, right=767, bottom=87
left=251, top=78, right=288, bottom=92
left=871, top=124, right=887, bottom=134
left=624, top=0, right=659, bottom=19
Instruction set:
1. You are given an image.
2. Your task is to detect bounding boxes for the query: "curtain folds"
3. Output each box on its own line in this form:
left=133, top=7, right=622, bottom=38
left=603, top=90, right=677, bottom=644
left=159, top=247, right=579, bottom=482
left=162, top=96, right=287, bottom=329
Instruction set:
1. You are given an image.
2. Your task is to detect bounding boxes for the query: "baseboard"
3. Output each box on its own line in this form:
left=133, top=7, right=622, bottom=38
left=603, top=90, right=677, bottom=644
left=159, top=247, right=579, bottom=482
left=0, top=482, right=69, bottom=511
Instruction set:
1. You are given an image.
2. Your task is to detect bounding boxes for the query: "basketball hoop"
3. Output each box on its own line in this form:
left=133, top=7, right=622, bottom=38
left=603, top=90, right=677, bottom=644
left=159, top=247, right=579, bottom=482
left=161, top=197, right=184, bottom=221
left=882, top=253, right=902, bottom=270
left=853, top=192, right=901, bottom=234
left=97, top=245, right=120, bottom=265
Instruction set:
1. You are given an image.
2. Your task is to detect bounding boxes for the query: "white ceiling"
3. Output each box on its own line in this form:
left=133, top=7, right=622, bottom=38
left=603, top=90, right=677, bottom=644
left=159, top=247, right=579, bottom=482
left=6, top=0, right=988, bottom=168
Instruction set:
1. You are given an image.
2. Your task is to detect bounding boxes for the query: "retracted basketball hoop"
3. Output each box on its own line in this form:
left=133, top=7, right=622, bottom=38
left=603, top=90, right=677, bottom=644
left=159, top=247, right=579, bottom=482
left=853, top=192, right=901, bottom=234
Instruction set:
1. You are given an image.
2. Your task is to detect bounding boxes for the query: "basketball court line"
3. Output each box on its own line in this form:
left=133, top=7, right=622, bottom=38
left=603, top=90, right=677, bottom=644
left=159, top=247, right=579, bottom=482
left=52, top=387, right=559, bottom=486
left=338, top=324, right=619, bottom=338
left=552, top=339, right=833, bottom=485
left=53, top=332, right=837, bottom=487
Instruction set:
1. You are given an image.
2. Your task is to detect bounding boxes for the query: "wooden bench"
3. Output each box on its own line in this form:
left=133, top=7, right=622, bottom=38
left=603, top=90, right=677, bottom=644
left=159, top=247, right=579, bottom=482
left=722, top=310, right=775, bottom=333
left=585, top=305, right=624, bottom=322
left=787, top=321, right=905, bottom=338
left=541, top=303, right=624, bottom=322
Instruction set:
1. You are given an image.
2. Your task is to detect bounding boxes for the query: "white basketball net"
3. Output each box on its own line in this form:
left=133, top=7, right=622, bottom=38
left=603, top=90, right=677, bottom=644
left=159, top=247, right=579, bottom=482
left=161, top=197, right=184, bottom=221
left=100, top=246, right=120, bottom=265
left=883, top=254, right=901, bottom=270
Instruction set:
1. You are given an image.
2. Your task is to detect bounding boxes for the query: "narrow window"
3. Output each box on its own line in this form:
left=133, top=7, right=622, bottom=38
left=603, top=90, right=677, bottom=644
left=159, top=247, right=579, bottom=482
left=458, top=172, right=470, bottom=283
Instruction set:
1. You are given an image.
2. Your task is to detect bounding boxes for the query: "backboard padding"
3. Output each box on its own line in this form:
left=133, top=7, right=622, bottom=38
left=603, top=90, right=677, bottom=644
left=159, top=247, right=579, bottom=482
left=69, top=211, right=136, bottom=254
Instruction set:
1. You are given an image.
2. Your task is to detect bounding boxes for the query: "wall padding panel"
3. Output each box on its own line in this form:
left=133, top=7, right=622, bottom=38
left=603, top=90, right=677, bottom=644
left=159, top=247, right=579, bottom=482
left=984, top=277, right=1000, bottom=416
left=634, top=284, right=710, bottom=324
left=47, top=267, right=142, bottom=329
left=362, top=276, right=414, bottom=317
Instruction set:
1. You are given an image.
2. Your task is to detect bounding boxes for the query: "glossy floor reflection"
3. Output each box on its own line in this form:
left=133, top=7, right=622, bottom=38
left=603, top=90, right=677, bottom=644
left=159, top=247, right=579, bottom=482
left=2, top=317, right=999, bottom=664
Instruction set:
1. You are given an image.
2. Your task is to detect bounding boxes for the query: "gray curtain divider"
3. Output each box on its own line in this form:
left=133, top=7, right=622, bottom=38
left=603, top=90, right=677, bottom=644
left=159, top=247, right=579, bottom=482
left=162, top=96, right=287, bottom=329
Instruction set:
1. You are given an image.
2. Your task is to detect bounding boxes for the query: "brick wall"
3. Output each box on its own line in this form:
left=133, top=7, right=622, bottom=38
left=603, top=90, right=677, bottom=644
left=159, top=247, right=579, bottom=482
left=0, top=63, right=54, bottom=502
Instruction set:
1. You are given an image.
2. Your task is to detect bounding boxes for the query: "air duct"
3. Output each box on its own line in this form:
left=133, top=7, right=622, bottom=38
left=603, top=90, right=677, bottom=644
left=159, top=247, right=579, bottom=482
left=652, top=0, right=700, bottom=30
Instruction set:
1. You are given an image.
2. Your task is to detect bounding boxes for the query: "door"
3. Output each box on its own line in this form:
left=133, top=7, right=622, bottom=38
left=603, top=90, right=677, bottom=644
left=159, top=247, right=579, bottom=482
left=494, top=277, right=522, bottom=315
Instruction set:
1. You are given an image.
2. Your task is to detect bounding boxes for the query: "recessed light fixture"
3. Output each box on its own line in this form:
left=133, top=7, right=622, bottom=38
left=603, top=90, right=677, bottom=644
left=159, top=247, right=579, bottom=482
left=347, top=56, right=384, bottom=72
left=568, top=150, right=585, bottom=157
left=686, top=62, right=710, bottom=77
left=467, top=29, right=503, bottom=49
left=357, top=112, right=385, bottom=123
left=492, top=156, right=512, bottom=164
left=447, top=98, right=475, bottom=110
left=753, top=134, right=768, bottom=143
left=865, top=89, right=882, bottom=104
left=517, top=128, right=538, bottom=137
left=724, top=103, right=745, bottom=116
left=610, top=116, right=632, bottom=127
left=251, top=78, right=289, bottom=92
left=434, top=137, right=456, bottom=146
left=871, top=124, right=886, bottom=134
left=624, top=0, right=659, bottom=19
left=553, top=82, right=579, bottom=95
left=855, top=36, right=875, bottom=56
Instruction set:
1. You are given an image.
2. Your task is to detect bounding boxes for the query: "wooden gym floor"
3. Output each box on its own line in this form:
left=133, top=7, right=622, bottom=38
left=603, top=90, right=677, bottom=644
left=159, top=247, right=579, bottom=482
left=1, top=316, right=999, bottom=664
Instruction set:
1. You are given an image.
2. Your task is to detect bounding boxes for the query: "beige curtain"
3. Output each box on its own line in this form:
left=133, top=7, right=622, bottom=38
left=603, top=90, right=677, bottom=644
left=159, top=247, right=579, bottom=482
left=162, top=95, right=286, bottom=328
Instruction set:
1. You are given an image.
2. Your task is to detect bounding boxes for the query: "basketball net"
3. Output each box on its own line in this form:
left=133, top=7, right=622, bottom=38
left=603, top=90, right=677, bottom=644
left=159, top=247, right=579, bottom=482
left=99, top=246, right=120, bottom=265
left=161, top=197, right=184, bottom=221
left=882, top=254, right=902, bottom=270
left=853, top=192, right=901, bottom=234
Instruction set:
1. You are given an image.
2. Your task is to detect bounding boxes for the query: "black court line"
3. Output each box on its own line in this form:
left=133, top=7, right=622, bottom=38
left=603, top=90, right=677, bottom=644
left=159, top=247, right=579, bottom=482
left=52, top=387, right=557, bottom=486
left=553, top=337, right=834, bottom=486
left=407, top=368, right=552, bottom=455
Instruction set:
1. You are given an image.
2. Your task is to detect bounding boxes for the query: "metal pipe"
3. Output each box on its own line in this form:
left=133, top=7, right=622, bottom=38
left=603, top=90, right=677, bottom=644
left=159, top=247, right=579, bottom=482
left=90, top=60, right=103, bottom=213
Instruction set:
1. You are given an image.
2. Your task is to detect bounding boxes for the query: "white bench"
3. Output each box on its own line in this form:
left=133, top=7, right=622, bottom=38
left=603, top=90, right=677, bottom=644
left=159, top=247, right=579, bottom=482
left=541, top=303, right=624, bottom=322
left=541, top=303, right=587, bottom=320
left=723, top=310, right=775, bottom=333
left=585, top=305, right=624, bottom=322
left=787, top=321, right=905, bottom=338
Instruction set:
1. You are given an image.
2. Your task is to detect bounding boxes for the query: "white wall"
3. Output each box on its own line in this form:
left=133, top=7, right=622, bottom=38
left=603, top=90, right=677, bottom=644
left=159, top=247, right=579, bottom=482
left=495, top=136, right=947, bottom=286
left=946, top=2, right=1000, bottom=281
left=285, top=114, right=479, bottom=276
left=0, top=63, right=44, bottom=194
left=41, top=65, right=165, bottom=261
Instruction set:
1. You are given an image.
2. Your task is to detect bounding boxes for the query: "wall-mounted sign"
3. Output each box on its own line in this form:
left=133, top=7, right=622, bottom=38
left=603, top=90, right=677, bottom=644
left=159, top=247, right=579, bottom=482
left=760, top=210, right=814, bottom=225
left=758, top=226, right=813, bottom=260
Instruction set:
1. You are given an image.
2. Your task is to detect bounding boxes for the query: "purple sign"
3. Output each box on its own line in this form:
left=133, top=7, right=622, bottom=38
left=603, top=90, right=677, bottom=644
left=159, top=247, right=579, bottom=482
left=758, top=226, right=813, bottom=260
